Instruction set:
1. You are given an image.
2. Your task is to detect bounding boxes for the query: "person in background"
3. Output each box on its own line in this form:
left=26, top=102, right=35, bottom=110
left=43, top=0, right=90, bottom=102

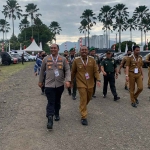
left=101, top=50, right=120, bottom=101
left=71, top=45, right=101, bottom=126
left=118, top=49, right=132, bottom=90
left=126, top=45, right=143, bottom=108
left=21, top=52, right=24, bottom=65
left=145, top=53, right=150, bottom=89
left=68, top=48, right=77, bottom=100
left=89, top=47, right=101, bottom=98
left=34, top=51, right=46, bottom=95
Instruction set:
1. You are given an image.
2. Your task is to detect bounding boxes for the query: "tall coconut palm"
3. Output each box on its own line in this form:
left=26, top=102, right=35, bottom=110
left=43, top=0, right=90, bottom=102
left=34, top=17, right=43, bottom=44
left=78, top=19, right=88, bottom=46
left=0, top=19, right=10, bottom=41
left=49, top=21, right=62, bottom=43
left=133, top=5, right=149, bottom=46
left=25, top=3, right=41, bottom=37
left=98, top=5, right=114, bottom=48
left=112, top=3, right=129, bottom=52
left=2, top=0, right=22, bottom=37
left=19, top=16, right=30, bottom=41
left=80, top=9, right=96, bottom=48
left=139, top=16, right=150, bottom=46
left=126, top=18, right=137, bottom=42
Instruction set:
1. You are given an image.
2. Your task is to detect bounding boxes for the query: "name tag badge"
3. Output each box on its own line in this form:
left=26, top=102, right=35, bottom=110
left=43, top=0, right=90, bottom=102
left=85, top=73, right=90, bottom=80
left=54, top=69, right=59, bottom=77
left=134, top=68, right=138, bottom=74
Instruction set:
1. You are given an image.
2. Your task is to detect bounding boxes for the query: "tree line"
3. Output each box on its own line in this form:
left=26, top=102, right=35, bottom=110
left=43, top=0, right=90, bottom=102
left=79, top=4, right=150, bottom=51
left=0, top=0, right=62, bottom=52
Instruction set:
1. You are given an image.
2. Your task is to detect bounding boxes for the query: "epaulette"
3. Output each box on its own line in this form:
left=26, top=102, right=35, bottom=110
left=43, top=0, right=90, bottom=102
left=89, top=56, right=93, bottom=58
left=75, top=56, right=80, bottom=59
left=129, top=54, right=133, bottom=57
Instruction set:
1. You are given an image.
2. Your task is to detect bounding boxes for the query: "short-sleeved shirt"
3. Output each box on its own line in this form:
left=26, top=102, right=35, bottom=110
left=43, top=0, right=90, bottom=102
left=121, top=56, right=128, bottom=68
left=71, top=56, right=100, bottom=88
left=146, top=54, right=150, bottom=66
left=101, top=58, right=117, bottom=72
left=126, top=54, right=143, bottom=72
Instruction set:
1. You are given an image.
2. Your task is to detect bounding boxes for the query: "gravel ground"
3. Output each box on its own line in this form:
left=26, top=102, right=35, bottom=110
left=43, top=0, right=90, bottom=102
left=0, top=64, right=150, bottom=150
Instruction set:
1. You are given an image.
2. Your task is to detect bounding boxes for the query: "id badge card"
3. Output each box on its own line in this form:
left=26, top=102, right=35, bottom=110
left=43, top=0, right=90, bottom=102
left=54, top=69, right=59, bottom=77
left=134, top=68, right=138, bottom=74
left=85, top=72, right=90, bottom=80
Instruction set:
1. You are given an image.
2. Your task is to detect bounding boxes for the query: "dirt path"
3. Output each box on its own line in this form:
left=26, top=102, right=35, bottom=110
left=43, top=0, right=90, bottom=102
left=1, top=64, right=150, bottom=150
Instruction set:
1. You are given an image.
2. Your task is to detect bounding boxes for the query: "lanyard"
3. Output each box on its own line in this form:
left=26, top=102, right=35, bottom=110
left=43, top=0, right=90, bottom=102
left=133, top=55, right=140, bottom=62
left=80, top=56, right=88, bottom=68
left=51, top=54, right=59, bottom=63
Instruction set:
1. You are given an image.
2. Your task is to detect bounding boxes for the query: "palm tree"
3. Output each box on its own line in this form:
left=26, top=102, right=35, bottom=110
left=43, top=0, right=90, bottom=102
left=112, top=3, right=129, bottom=52
left=25, top=3, right=41, bottom=37
left=126, top=18, right=137, bottom=42
left=34, top=17, right=43, bottom=44
left=78, top=19, right=88, bottom=45
left=19, top=16, right=30, bottom=41
left=80, top=9, right=96, bottom=48
left=49, top=21, right=62, bottom=43
left=2, top=0, right=22, bottom=37
left=140, top=16, right=150, bottom=46
left=133, top=5, right=149, bottom=46
left=0, top=19, right=10, bottom=41
left=98, top=5, right=114, bottom=48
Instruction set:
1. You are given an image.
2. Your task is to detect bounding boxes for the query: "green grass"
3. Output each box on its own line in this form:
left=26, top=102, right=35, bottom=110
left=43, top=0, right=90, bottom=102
left=0, top=62, right=34, bottom=83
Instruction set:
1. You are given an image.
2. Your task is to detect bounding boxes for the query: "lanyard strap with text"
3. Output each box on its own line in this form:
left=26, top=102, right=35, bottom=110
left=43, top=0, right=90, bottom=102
left=133, top=55, right=140, bottom=62
left=80, top=56, right=88, bottom=69
left=51, top=54, right=59, bottom=64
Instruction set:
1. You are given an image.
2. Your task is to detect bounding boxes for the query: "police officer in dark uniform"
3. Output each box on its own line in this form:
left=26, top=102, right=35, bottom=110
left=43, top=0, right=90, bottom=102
left=89, top=47, right=101, bottom=98
left=101, top=50, right=120, bottom=101
left=67, top=48, right=77, bottom=100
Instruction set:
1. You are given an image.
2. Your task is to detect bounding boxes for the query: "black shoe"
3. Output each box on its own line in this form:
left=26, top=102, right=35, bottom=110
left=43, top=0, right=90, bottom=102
left=81, top=119, right=88, bottom=126
left=103, top=95, right=106, bottom=98
left=125, top=86, right=128, bottom=90
left=148, top=87, right=150, bottom=89
left=54, top=115, right=60, bottom=121
left=72, top=95, right=76, bottom=100
left=92, top=95, right=96, bottom=98
left=114, top=97, right=120, bottom=101
left=136, top=99, right=139, bottom=104
left=131, top=103, right=137, bottom=108
left=47, top=116, right=53, bottom=129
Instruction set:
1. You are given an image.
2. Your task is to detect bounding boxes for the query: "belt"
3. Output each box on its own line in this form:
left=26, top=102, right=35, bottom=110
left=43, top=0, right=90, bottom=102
left=106, top=72, right=114, bottom=74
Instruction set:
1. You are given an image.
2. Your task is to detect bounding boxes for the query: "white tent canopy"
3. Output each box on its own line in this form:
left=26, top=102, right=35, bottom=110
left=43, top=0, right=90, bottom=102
left=24, top=40, right=42, bottom=52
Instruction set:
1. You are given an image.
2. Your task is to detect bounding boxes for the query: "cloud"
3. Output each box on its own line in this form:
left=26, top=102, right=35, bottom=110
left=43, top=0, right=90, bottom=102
left=0, top=0, right=150, bottom=46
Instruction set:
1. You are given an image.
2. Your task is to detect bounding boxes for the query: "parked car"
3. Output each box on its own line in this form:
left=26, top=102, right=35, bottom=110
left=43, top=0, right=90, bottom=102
left=0, top=52, right=12, bottom=65
left=26, top=54, right=36, bottom=61
left=0, top=55, right=2, bottom=65
left=140, top=51, right=150, bottom=68
left=11, top=53, right=22, bottom=62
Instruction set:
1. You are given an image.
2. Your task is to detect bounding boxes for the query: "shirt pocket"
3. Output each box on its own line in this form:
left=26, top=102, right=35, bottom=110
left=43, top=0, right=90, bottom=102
left=77, top=65, right=84, bottom=71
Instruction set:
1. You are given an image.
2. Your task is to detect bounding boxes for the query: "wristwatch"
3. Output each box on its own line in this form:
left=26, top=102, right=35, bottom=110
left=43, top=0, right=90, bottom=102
left=97, top=80, right=101, bottom=82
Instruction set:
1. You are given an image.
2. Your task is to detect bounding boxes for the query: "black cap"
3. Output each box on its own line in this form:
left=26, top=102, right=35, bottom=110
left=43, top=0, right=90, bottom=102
left=106, top=50, right=111, bottom=53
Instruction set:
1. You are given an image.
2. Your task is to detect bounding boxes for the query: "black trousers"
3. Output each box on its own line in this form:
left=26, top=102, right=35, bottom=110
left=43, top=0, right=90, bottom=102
left=41, top=74, right=46, bottom=93
left=45, top=85, right=64, bottom=117
left=103, top=73, right=117, bottom=97
left=68, top=78, right=77, bottom=97
left=93, top=78, right=96, bottom=96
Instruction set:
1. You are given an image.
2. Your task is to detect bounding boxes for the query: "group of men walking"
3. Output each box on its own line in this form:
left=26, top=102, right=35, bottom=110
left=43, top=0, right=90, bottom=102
left=35, top=43, right=145, bottom=130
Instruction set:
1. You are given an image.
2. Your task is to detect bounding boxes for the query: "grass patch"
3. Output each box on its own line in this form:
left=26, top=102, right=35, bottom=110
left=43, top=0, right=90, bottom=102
left=0, top=62, right=34, bottom=83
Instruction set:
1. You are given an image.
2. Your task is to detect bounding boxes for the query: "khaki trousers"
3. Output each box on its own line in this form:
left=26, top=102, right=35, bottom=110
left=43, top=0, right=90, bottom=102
left=78, top=88, right=93, bottom=119
left=129, top=72, right=143, bottom=103
left=124, top=69, right=129, bottom=88
left=148, top=67, right=150, bottom=87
